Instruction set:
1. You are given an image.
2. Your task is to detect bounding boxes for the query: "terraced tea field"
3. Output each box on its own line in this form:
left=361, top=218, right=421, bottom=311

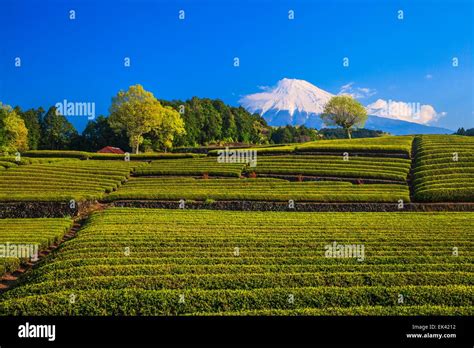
left=135, top=157, right=246, bottom=177
left=0, top=134, right=470, bottom=206
left=106, top=177, right=410, bottom=203
left=0, top=209, right=471, bottom=315
left=253, top=155, right=410, bottom=181
left=0, top=160, right=143, bottom=202
left=0, top=218, right=72, bottom=277
left=23, top=150, right=199, bottom=161
left=413, top=135, right=474, bottom=202
left=238, top=136, right=414, bottom=155
left=0, top=135, right=473, bottom=317
left=295, top=135, right=414, bottom=155
left=0, top=156, right=69, bottom=170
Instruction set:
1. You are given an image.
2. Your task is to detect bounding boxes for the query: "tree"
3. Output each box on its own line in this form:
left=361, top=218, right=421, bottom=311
left=200, top=99, right=222, bottom=143
left=0, top=103, right=29, bottom=153
left=269, top=125, right=319, bottom=144
left=109, top=84, right=185, bottom=153
left=271, top=127, right=293, bottom=144
left=232, top=106, right=268, bottom=144
left=40, top=106, right=78, bottom=150
left=320, top=95, right=367, bottom=139
left=146, top=106, right=185, bottom=151
left=14, top=106, right=43, bottom=150
left=80, top=115, right=129, bottom=152
left=213, top=99, right=237, bottom=141
left=455, top=127, right=474, bottom=136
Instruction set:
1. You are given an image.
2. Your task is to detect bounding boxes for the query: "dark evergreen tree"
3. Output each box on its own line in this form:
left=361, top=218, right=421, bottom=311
left=39, top=106, right=78, bottom=150
left=80, top=115, right=130, bottom=152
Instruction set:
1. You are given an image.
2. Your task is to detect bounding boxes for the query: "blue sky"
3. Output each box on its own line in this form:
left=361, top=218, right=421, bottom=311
left=0, top=0, right=472, bottom=132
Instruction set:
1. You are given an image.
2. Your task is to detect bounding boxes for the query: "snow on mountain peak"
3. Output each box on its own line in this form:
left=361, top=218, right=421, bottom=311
left=239, top=78, right=451, bottom=134
left=240, top=78, right=334, bottom=117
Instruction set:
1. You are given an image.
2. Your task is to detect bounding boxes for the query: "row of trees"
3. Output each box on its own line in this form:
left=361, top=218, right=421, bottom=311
left=1, top=85, right=273, bottom=154
left=269, top=125, right=320, bottom=143
left=1, top=86, right=374, bottom=154
left=0, top=103, right=78, bottom=153
left=161, top=98, right=268, bottom=147
left=455, top=127, right=474, bottom=136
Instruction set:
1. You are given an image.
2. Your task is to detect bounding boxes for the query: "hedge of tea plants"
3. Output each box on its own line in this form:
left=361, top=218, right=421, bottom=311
left=0, top=209, right=471, bottom=315
left=105, top=177, right=410, bottom=203
left=23, top=150, right=198, bottom=161
left=0, top=218, right=72, bottom=277
left=252, top=155, right=411, bottom=181
left=413, top=135, right=474, bottom=202
left=218, top=136, right=414, bottom=156
left=0, top=156, right=70, bottom=169
left=134, top=157, right=245, bottom=177
left=0, top=160, right=144, bottom=202
left=294, top=136, right=414, bottom=155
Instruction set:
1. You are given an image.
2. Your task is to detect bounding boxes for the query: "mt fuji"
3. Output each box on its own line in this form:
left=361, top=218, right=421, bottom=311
left=239, top=78, right=452, bottom=135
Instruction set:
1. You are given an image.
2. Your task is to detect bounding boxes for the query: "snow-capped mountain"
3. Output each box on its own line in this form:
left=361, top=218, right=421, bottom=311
left=239, top=78, right=452, bottom=135
left=239, top=78, right=333, bottom=126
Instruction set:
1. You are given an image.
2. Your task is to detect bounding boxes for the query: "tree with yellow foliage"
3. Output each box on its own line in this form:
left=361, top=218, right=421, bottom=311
left=108, top=85, right=185, bottom=153
left=0, top=103, right=29, bottom=153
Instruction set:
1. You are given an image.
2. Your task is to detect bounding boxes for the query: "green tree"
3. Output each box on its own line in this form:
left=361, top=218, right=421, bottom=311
left=146, top=106, right=185, bottom=151
left=271, top=127, right=293, bottom=143
left=213, top=100, right=237, bottom=141
left=40, top=106, right=78, bottom=150
left=200, top=99, right=222, bottom=143
left=109, top=84, right=185, bottom=153
left=14, top=106, right=43, bottom=149
left=0, top=103, right=29, bottom=153
left=81, top=115, right=130, bottom=152
left=455, top=127, right=466, bottom=136
left=320, top=95, right=367, bottom=139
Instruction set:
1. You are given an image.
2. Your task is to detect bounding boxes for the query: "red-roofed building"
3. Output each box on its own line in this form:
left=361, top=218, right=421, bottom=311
left=97, top=146, right=125, bottom=154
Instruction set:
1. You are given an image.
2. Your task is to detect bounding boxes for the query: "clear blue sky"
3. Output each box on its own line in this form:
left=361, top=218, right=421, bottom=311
left=0, top=0, right=472, bottom=132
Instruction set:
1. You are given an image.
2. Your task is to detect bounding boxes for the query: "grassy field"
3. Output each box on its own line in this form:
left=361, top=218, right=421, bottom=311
left=413, top=135, right=474, bottom=202
left=0, top=218, right=72, bottom=277
left=0, top=209, right=471, bottom=315
left=105, top=177, right=410, bottom=203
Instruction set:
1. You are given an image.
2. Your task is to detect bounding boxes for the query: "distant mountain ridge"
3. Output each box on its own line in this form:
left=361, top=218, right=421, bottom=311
left=240, top=78, right=453, bottom=135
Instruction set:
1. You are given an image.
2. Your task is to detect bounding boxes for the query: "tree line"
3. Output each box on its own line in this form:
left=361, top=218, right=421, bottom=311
left=1, top=84, right=329, bottom=153
left=455, top=127, right=474, bottom=136
left=5, top=84, right=448, bottom=154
